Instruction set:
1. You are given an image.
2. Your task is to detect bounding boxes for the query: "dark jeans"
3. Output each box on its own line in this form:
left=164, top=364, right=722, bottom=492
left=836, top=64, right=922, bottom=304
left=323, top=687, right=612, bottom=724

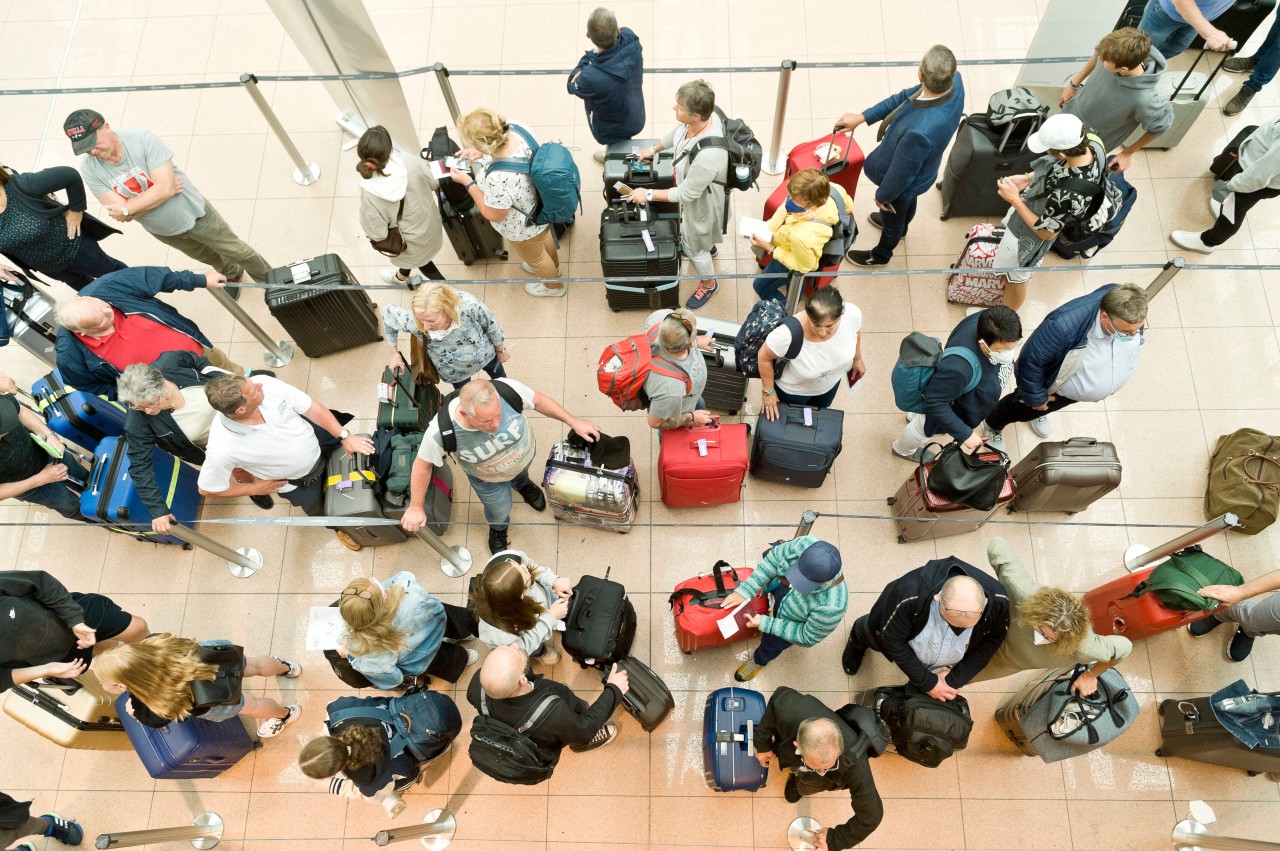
left=775, top=383, right=840, bottom=409
left=425, top=602, right=480, bottom=683
left=752, top=258, right=793, bottom=302
left=449, top=355, right=507, bottom=392
left=20, top=457, right=89, bottom=521
left=1202, top=187, right=1280, bottom=246
left=397, top=261, right=446, bottom=281
left=46, top=238, right=127, bottom=292
left=753, top=584, right=794, bottom=666
left=283, top=411, right=355, bottom=517
left=985, top=392, right=1078, bottom=433
left=871, top=194, right=919, bottom=263
left=1245, top=13, right=1280, bottom=93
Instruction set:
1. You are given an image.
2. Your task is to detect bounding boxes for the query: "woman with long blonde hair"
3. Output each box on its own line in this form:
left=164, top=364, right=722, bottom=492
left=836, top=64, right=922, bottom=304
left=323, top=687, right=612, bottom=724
left=335, top=572, right=480, bottom=691
left=93, top=633, right=303, bottom=738
left=470, top=550, right=572, bottom=665
left=381, top=281, right=510, bottom=390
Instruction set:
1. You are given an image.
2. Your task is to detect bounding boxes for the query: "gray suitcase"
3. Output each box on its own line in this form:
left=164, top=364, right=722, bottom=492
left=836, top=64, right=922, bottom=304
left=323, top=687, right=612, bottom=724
left=324, top=435, right=409, bottom=548
left=1127, top=49, right=1232, bottom=151
left=1157, top=696, right=1280, bottom=781
left=1008, top=437, right=1121, bottom=514
left=2, top=276, right=59, bottom=368
left=642, top=310, right=748, bottom=415
left=381, top=462, right=453, bottom=538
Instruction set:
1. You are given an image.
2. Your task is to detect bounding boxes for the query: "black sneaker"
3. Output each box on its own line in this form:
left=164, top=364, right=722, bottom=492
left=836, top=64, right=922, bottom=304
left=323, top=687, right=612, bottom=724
left=845, top=249, right=888, bottom=267
left=250, top=494, right=275, bottom=510
left=517, top=481, right=547, bottom=511
left=223, top=275, right=242, bottom=301
left=247, top=369, right=276, bottom=378
left=867, top=210, right=883, bottom=230
left=1224, top=55, right=1257, bottom=74
left=569, top=722, right=618, bottom=752
left=1228, top=626, right=1255, bottom=662
left=841, top=639, right=867, bottom=676
left=488, top=527, right=509, bottom=555
left=784, top=774, right=801, bottom=803
left=1188, top=614, right=1223, bottom=637
left=40, top=813, right=83, bottom=846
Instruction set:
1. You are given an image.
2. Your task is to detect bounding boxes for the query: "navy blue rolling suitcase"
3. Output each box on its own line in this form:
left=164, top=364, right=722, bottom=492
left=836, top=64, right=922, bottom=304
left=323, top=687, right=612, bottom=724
left=31, top=368, right=127, bottom=451
left=115, top=693, right=259, bottom=779
left=80, top=436, right=202, bottom=545
left=703, top=687, right=768, bottom=792
left=748, top=404, right=844, bottom=488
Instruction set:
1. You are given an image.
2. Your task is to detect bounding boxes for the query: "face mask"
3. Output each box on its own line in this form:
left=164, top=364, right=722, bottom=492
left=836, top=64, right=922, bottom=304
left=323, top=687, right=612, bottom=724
left=1103, top=313, right=1140, bottom=343
left=985, top=345, right=1017, bottom=366
left=426, top=322, right=455, bottom=340
left=1032, top=629, right=1055, bottom=646
left=784, top=197, right=806, bottom=214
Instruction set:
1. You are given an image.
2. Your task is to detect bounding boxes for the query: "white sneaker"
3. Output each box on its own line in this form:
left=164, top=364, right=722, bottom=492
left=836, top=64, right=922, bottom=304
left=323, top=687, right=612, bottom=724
left=258, top=704, right=301, bottom=738
left=381, top=792, right=406, bottom=818
left=465, top=648, right=480, bottom=666
left=592, top=150, right=607, bottom=165
left=1209, top=197, right=1223, bottom=219
left=520, top=261, right=536, bottom=275
left=378, top=268, right=409, bottom=285
left=1030, top=415, right=1053, bottom=438
left=985, top=430, right=1005, bottom=451
left=525, top=282, right=566, bottom=298
left=1170, top=230, right=1216, bottom=254
left=273, top=657, right=302, bottom=678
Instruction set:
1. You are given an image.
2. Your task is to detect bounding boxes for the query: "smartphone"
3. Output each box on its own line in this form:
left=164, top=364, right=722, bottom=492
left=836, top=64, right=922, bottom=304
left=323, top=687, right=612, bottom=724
left=444, top=156, right=471, bottom=173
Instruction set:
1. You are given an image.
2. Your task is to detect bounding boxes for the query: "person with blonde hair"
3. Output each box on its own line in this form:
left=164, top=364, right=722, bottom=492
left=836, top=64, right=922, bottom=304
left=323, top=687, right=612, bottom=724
left=355, top=125, right=445, bottom=289
left=750, top=169, right=852, bottom=303
left=382, top=281, right=509, bottom=390
left=471, top=550, right=572, bottom=665
left=971, top=538, right=1131, bottom=696
left=335, top=572, right=479, bottom=691
left=449, top=108, right=563, bottom=298
left=92, top=633, right=303, bottom=738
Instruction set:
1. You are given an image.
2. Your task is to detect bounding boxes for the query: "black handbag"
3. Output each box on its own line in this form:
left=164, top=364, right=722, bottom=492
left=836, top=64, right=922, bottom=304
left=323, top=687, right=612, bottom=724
left=922, top=441, right=1010, bottom=511
left=189, top=643, right=246, bottom=707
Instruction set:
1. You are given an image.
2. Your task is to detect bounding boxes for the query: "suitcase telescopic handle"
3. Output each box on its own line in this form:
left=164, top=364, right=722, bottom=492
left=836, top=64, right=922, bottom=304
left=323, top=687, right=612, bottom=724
left=745, top=719, right=756, bottom=755
left=1171, top=42, right=1238, bottom=101
left=88, top=451, right=108, bottom=496
left=823, top=126, right=855, bottom=176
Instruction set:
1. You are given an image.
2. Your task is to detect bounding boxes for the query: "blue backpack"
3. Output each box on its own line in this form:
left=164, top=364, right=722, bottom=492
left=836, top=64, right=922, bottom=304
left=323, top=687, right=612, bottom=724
left=486, top=124, right=581, bottom=226
left=891, top=332, right=982, bottom=414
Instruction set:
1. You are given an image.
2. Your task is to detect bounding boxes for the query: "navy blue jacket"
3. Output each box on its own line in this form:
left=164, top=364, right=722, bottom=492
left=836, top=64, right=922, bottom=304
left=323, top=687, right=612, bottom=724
left=862, top=73, right=965, bottom=204
left=922, top=312, right=1004, bottom=443
left=55, top=267, right=213, bottom=399
left=1013, top=284, right=1117, bottom=408
left=567, top=27, right=645, bottom=145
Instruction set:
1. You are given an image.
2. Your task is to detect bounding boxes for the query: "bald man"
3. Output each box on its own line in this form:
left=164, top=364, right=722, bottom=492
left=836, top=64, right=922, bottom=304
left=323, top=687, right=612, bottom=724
left=842, top=557, right=1009, bottom=701
left=465, top=646, right=629, bottom=759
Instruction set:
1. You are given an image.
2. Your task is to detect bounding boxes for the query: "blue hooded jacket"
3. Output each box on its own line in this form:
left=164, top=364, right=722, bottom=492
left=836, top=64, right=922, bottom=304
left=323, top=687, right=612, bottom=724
left=567, top=27, right=645, bottom=145
left=922, top=311, right=1006, bottom=442
left=55, top=266, right=213, bottom=399
left=862, top=73, right=965, bottom=204
left=1013, top=285, right=1118, bottom=408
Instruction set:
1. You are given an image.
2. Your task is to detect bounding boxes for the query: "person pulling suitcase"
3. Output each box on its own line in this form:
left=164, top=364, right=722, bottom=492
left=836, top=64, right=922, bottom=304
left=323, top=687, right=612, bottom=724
left=1190, top=565, right=1280, bottom=661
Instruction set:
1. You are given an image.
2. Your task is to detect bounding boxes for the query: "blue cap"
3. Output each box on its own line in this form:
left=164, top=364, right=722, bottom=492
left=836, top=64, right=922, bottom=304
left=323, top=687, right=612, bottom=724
left=786, top=541, right=842, bottom=594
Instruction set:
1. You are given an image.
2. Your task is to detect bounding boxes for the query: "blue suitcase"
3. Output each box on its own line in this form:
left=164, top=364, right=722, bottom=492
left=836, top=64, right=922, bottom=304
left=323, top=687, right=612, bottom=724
left=703, top=687, right=769, bottom=792
left=115, top=693, right=259, bottom=779
left=80, top=436, right=201, bottom=545
left=31, top=368, right=127, bottom=452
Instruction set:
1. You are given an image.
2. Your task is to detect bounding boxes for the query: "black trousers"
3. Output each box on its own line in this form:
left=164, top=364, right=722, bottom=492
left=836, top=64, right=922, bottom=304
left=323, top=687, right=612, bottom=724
left=984, top=392, right=1078, bottom=434
left=1202, top=187, right=1280, bottom=247
left=0, top=792, right=43, bottom=848
left=423, top=602, right=480, bottom=684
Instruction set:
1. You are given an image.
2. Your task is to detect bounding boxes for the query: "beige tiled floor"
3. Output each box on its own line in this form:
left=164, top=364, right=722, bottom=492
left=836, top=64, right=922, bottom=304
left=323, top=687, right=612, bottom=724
left=2, top=1, right=1280, bottom=849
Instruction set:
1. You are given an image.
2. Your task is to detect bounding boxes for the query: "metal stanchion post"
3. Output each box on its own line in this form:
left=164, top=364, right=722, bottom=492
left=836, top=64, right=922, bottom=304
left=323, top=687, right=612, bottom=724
left=205, top=288, right=294, bottom=368
left=1146, top=256, right=1185, bottom=300
left=164, top=524, right=264, bottom=579
left=795, top=509, right=819, bottom=538
left=433, top=63, right=462, bottom=127
left=1123, top=513, right=1239, bottom=571
left=788, top=817, right=823, bottom=850
left=95, top=813, right=223, bottom=850
left=762, top=60, right=797, bottom=175
left=411, top=527, right=472, bottom=578
left=784, top=270, right=806, bottom=314
left=240, top=73, right=321, bottom=186
left=374, top=808, right=456, bottom=848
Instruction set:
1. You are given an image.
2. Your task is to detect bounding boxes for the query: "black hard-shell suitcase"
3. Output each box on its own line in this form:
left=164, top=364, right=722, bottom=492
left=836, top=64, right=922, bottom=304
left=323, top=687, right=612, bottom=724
left=602, top=139, right=680, bottom=217
left=320, top=601, right=380, bottom=690
left=749, top=403, right=843, bottom=487
left=562, top=567, right=637, bottom=669
left=701, top=347, right=748, bottom=416
left=265, top=254, right=382, bottom=357
left=937, top=112, right=1044, bottom=219
left=422, top=126, right=509, bottom=265
left=610, top=656, right=673, bottom=732
left=1157, top=696, right=1280, bottom=780
left=600, top=202, right=681, bottom=311
left=1008, top=437, right=1122, bottom=514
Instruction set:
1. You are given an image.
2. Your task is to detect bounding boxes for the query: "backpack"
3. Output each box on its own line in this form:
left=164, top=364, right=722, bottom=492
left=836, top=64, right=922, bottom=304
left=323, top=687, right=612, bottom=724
left=835, top=703, right=890, bottom=758
left=435, top=381, right=525, bottom=456
left=817, top=187, right=858, bottom=261
left=188, top=642, right=246, bottom=708
left=890, top=332, right=983, bottom=414
left=1129, top=545, right=1244, bottom=611
left=384, top=431, right=424, bottom=503
left=468, top=690, right=562, bottom=785
left=986, top=87, right=1046, bottom=126
left=733, top=301, right=802, bottom=378
left=1050, top=168, right=1137, bottom=259
left=680, top=106, right=762, bottom=191
left=486, top=124, right=582, bottom=226
left=875, top=686, right=973, bottom=768
left=326, top=691, right=461, bottom=763
left=597, top=324, right=694, bottom=411
left=1034, top=135, right=1117, bottom=245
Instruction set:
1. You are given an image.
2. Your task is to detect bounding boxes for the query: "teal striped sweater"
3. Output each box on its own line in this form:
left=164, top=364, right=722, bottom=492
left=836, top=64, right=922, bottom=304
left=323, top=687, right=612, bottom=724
left=734, top=536, right=848, bottom=646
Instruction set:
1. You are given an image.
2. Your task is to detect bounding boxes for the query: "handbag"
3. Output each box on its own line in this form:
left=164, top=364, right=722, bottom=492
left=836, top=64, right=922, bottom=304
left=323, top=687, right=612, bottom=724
left=369, top=197, right=407, bottom=257
left=922, top=441, right=1011, bottom=511
left=188, top=642, right=246, bottom=707
left=1205, top=427, right=1280, bottom=534
left=409, top=334, right=441, bottom=387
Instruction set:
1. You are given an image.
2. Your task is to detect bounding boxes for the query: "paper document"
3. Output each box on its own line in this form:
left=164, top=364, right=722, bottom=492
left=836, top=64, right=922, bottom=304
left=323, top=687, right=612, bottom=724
left=428, top=158, right=450, bottom=181
left=717, top=598, right=755, bottom=639
left=1223, top=192, right=1237, bottom=225
left=738, top=216, right=773, bottom=244
left=306, top=606, right=348, bottom=651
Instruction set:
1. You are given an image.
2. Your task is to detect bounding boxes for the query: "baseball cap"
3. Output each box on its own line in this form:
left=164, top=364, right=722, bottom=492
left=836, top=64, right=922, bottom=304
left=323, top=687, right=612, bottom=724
left=785, top=540, right=842, bottom=594
left=64, top=109, right=106, bottom=155
left=0, top=397, right=21, bottom=435
left=1026, top=113, right=1085, bottom=154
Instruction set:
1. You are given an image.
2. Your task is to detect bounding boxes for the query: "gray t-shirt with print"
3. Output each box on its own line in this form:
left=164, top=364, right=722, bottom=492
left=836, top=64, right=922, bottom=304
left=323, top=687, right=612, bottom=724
left=644, top=348, right=707, bottom=421
left=80, top=127, right=206, bottom=237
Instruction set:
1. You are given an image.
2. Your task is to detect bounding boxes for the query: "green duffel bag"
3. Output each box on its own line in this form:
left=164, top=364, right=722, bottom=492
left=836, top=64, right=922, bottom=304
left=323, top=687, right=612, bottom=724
left=1132, top=546, right=1243, bottom=611
left=384, top=431, right=424, bottom=503
left=1205, top=428, right=1280, bottom=535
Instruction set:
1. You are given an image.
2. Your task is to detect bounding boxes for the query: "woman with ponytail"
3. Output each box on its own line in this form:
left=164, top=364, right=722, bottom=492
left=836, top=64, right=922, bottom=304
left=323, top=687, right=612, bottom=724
left=356, top=125, right=445, bottom=289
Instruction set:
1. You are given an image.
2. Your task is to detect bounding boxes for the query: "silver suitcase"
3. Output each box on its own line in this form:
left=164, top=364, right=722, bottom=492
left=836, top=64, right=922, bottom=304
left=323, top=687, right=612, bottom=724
left=2, top=277, right=59, bottom=367
left=1009, top=437, right=1121, bottom=514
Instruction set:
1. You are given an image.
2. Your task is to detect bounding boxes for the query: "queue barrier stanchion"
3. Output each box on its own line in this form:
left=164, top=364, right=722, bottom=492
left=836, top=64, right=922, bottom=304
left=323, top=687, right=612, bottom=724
left=763, top=60, right=798, bottom=176
left=411, top=525, right=473, bottom=578
left=1122, top=513, right=1239, bottom=572
left=240, top=73, right=321, bottom=186
left=1146, top=256, right=1185, bottom=300
left=95, top=813, right=223, bottom=850
left=374, top=808, right=456, bottom=848
left=164, top=524, right=264, bottom=579
left=433, top=63, right=462, bottom=127
left=206, top=287, right=295, bottom=368
left=795, top=509, right=819, bottom=538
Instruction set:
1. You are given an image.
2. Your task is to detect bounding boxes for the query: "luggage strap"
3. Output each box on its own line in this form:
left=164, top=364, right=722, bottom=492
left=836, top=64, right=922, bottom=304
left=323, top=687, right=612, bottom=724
left=478, top=689, right=561, bottom=734
left=437, top=380, right=524, bottom=457
left=326, top=469, right=376, bottom=488
left=668, top=561, right=742, bottom=610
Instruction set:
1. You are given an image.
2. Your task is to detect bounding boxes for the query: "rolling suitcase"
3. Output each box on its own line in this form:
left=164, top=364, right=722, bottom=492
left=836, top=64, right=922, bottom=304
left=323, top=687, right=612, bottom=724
left=703, top=687, right=769, bottom=792
left=116, top=693, right=260, bottom=779
left=265, top=254, right=382, bottom=357
left=610, top=656, right=673, bottom=732
left=32, top=368, right=127, bottom=451
left=600, top=201, right=681, bottom=311
left=1156, top=695, right=1280, bottom=780
left=80, top=436, right=201, bottom=545
left=995, top=666, right=1139, bottom=763
left=669, top=561, right=769, bottom=653
left=562, top=567, right=638, bottom=669
left=749, top=404, right=843, bottom=488
left=1134, top=49, right=1235, bottom=151
left=377, top=366, right=439, bottom=432
left=782, top=128, right=863, bottom=198
left=2, top=672, right=129, bottom=750
left=700, top=346, right=749, bottom=415
left=657, top=422, right=749, bottom=508
left=319, top=601, right=379, bottom=689
left=946, top=223, right=1005, bottom=306
left=889, top=454, right=1015, bottom=543
left=1008, top=437, right=1122, bottom=513
left=323, top=437, right=408, bottom=548
left=1082, top=546, right=1239, bottom=639
left=424, top=125, right=509, bottom=265
left=602, top=139, right=679, bottom=217
left=1, top=275, right=59, bottom=368
left=377, top=432, right=453, bottom=536
left=541, top=433, right=639, bottom=533
left=938, top=112, right=1044, bottom=219
left=1190, top=0, right=1277, bottom=49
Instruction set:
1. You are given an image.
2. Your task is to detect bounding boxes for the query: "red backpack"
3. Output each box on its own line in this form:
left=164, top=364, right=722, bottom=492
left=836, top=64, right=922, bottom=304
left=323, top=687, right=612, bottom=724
left=598, top=324, right=693, bottom=411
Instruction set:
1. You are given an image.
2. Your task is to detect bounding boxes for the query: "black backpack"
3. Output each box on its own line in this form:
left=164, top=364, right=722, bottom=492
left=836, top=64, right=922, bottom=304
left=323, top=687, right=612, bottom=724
left=681, top=106, right=762, bottom=191
left=435, top=380, right=525, bottom=456
left=835, top=703, right=890, bottom=758
left=468, top=691, right=562, bottom=785
left=189, top=643, right=246, bottom=708
left=873, top=685, right=973, bottom=768
left=422, top=125, right=472, bottom=208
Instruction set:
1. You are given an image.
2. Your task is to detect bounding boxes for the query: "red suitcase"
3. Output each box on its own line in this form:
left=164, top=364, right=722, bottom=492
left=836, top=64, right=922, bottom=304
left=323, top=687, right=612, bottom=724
left=1083, top=566, right=1214, bottom=640
left=658, top=422, right=749, bottom=508
left=669, top=561, right=770, bottom=653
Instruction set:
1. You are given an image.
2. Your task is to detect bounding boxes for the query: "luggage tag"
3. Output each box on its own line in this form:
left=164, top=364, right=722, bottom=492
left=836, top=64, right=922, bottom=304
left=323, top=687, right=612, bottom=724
left=377, top=383, right=395, bottom=403
left=641, top=228, right=655, bottom=253
left=289, top=262, right=312, bottom=283
left=697, top=438, right=708, bottom=456
left=802, top=407, right=813, bottom=427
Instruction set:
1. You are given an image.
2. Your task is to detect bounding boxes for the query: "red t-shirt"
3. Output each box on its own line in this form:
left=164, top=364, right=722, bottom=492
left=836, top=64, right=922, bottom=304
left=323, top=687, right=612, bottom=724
left=75, top=308, right=202, bottom=369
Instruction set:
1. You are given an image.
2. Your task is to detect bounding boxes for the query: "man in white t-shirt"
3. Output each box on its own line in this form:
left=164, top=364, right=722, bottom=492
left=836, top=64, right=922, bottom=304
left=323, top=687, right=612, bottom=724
left=198, top=374, right=371, bottom=549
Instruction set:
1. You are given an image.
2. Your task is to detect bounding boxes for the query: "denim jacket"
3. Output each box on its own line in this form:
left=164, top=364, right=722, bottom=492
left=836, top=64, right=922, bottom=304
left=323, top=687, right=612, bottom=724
left=1210, top=679, right=1280, bottom=750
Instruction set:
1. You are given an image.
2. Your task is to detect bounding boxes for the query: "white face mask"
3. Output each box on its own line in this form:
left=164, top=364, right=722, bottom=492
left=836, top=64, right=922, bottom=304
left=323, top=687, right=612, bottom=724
left=426, top=322, right=456, bottom=340
left=985, top=344, right=1017, bottom=366
left=1032, top=629, right=1056, bottom=646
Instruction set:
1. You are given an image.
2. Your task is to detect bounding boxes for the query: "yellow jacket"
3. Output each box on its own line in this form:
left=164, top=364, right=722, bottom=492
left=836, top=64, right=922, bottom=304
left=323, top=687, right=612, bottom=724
left=765, top=185, right=853, bottom=273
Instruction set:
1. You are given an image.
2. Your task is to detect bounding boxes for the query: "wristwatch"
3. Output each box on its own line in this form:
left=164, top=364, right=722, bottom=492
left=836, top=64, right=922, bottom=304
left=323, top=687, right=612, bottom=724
left=646, top=189, right=654, bottom=202
left=337, top=428, right=351, bottom=441
left=762, top=388, right=776, bottom=396
left=121, top=205, right=130, bottom=218
left=1068, top=80, right=1084, bottom=90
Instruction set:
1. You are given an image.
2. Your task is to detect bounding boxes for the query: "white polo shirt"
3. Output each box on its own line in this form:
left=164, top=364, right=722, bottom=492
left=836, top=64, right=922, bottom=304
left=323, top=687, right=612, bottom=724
left=198, top=376, right=320, bottom=493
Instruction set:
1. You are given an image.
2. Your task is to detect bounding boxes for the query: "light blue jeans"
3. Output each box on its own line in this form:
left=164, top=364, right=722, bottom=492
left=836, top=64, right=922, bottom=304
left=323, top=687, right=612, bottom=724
left=467, top=466, right=533, bottom=532
left=1138, top=0, right=1206, bottom=60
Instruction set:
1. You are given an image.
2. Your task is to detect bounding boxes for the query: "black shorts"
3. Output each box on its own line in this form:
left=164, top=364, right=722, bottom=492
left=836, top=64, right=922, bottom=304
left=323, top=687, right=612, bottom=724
left=62, top=592, right=134, bottom=664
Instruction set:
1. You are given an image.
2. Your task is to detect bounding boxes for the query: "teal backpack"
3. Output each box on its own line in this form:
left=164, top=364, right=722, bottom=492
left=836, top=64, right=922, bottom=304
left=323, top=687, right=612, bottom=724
left=487, top=124, right=581, bottom=226
left=891, top=332, right=982, bottom=414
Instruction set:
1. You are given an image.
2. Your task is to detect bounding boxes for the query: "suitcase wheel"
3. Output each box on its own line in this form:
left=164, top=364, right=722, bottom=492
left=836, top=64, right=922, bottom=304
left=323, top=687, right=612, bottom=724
left=936, top=181, right=942, bottom=190
left=940, top=212, right=951, bottom=221
left=463, top=259, right=475, bottom=266
left=1268, top=773, right=1280, bottom=782
left=611, top=308, right=621, bottom=313
left=1247, top=770, right=1260, bottom=777
left=497, top=250, right=509, bottom=261
left=897, top=535, right=907, bottom=544
left=1154, top=748, right=1165, bottom=757
left=886, top=497, right=895, bottom=506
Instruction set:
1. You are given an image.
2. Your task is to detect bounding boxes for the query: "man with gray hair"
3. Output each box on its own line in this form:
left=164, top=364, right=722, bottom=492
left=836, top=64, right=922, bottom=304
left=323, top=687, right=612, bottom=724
left=754, top=686, right=884, bottom=851
left=836, top=45, right=965, bottom=267
left=402, top=377, right=600, bottom=554
left=642, top=310, right=713, bottom=431
left=842, top=557, right=1009, bottom=702
left=568, top=8, right=645, bottom=164
left=982, top=283, right=1148, bottom=444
